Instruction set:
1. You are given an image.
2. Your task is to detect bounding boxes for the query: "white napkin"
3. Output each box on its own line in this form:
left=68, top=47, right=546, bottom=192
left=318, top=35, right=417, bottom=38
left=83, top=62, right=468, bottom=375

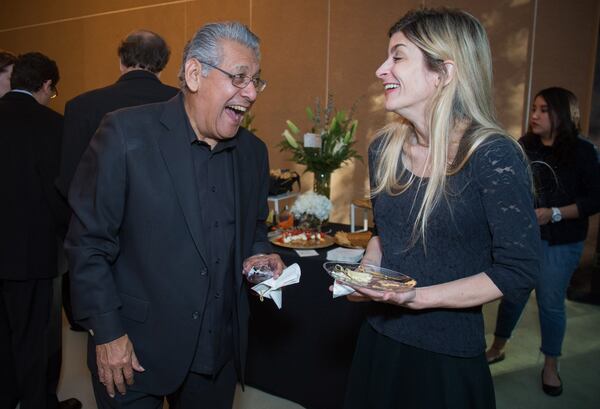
left=295, top=249, right=319, bottom=257
left=332, top=281, right=355, bottom=298
left=326, top=247, right=365, bottom=263
left=327, top=254, right=363, bottom=298
left=251, top=263, right=301, bottom=309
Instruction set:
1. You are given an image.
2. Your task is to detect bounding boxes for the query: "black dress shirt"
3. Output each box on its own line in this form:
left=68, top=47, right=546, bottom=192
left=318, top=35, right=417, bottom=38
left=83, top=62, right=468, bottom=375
left=520, top=134, right=600, bottom=245
left=187, top=125, right=237, bottom=375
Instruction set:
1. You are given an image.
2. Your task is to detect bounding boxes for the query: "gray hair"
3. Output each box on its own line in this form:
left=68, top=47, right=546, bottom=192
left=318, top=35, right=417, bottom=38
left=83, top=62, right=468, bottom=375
left=178, top=21, right=261, bottom=89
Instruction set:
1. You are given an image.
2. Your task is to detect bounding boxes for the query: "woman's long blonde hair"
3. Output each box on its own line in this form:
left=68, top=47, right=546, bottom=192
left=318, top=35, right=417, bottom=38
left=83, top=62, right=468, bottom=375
left=372, top=8, right=519, bottom=243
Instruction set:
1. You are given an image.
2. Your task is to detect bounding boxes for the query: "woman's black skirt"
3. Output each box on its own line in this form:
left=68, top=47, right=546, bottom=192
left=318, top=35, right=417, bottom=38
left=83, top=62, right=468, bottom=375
left=344, top=321, right=496, bottom=409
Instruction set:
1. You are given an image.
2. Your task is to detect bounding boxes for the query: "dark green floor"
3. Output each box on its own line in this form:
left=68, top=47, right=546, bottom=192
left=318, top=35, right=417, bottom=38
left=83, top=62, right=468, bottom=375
left=485, top=296, right=600, bottom=409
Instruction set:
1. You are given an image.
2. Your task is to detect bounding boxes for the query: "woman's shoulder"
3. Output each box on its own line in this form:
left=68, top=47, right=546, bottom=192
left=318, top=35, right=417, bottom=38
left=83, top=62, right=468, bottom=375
left=367, top=134, right=391, bottom=166
left=465, top=133, right=530, bottom=190
left=471, top=133, right=524, bottom=167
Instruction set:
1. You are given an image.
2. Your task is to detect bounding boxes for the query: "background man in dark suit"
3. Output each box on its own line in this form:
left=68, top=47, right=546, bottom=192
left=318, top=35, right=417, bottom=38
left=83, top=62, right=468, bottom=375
left=0, top=52, right=80, bottom=409
left=66, top=22, right=284, bottom=408
left=0, top=50, right=16, bottom=97
left=56, top=30, right=178, bottom=331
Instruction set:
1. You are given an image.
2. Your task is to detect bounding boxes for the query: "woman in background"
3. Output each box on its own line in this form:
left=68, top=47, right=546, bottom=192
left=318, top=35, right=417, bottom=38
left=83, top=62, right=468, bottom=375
left=341, top=8, right=540, bottom=409
left=486, top=87, right=600, bottom=396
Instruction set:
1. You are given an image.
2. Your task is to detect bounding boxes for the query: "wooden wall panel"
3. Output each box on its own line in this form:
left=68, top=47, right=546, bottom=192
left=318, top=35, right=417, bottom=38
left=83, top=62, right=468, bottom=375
left=0, top=0, right=598, bottom=225
left=0, top=0, right=176, bottom=31
left=251, top=0, right=329, bottom=207
left=327, top=0, right=421, bottom=222
left=0, top=3, right=187, bottom=113
left=426, top=0, right=534, bottom=138
left=185, top=0, right=250, bottom=40
left=530, top=0, right=600, bottom=134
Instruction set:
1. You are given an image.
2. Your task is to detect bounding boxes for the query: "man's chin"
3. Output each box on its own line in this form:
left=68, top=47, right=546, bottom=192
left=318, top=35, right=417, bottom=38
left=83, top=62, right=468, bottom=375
left=219, top=125, right=241, bottom=139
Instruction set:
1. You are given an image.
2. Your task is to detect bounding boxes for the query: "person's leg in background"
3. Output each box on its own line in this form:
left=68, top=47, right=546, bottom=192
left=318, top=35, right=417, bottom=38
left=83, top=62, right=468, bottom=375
left=3, top=279, right=53, bottom=409
left=486, top=290, right=531, bottom=363
left=0, top=280, right=20, bottom=409
left=536, top=240, right=584, bottom=395
left=46, top=274, right=63, bottom=409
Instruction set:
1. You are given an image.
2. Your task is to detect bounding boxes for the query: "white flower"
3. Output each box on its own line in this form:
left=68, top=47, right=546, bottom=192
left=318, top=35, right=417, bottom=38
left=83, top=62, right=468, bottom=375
left=291, top=192, right=332, bottom=221
left=332, top=140, right=345, bottom=154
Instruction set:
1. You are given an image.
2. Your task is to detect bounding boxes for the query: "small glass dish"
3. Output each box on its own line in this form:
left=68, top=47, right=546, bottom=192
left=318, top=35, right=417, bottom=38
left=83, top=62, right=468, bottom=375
left=323, top=262, right=416, bottom=291
left=247, top=265, right=274, bottom=284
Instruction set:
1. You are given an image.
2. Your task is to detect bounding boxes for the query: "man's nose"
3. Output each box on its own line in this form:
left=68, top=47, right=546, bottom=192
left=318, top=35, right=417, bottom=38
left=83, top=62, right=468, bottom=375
left=241, top=81, right=258, bottom=101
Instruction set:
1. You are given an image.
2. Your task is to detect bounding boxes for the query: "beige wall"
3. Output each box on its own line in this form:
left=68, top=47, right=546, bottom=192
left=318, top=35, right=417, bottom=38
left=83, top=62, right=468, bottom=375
left=527, top=0, right=600, bottom=133
left=1, top=0, right=598, bottom=223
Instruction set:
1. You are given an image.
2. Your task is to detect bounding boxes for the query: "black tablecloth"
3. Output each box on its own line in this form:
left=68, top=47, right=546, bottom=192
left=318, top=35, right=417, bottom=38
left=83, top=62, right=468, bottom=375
left=246, top=224, right=368, bottom=409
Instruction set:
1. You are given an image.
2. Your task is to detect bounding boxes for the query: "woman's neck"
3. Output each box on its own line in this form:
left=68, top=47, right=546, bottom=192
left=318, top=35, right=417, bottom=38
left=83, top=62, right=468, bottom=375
left=411, top=120, right=430, bottom=147
left=404, top=121, right=466, bottom=177
left=540, top=133, right=555, bottom=146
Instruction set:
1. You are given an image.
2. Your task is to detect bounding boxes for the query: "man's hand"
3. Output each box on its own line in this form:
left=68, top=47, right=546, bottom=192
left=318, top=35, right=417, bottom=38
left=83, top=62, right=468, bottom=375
left=243, top=253, right=286, bottom=278
left=96, top=334, right=144, bottom=398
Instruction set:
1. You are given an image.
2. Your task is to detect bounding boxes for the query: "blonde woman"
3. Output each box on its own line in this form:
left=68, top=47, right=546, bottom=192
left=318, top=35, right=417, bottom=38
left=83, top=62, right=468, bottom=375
left=341, top=8, right=540, bottom=408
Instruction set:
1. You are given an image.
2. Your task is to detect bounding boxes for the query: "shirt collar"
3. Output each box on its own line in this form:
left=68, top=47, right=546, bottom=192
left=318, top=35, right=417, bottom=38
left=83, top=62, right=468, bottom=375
left=185, top=117, right=238, bottom=152
left=11, top=89, right=34, bottom=98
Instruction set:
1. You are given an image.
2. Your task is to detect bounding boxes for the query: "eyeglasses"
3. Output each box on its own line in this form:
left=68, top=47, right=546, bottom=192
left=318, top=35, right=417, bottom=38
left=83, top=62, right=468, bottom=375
left=199, top=61, right=266, bottom=93
left=50, top=85, right=58, bottom=99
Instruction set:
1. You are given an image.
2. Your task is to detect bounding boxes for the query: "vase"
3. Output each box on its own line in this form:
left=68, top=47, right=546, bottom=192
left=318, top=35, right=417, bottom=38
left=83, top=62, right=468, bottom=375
left=298, top=213, right=322, bottom=231
left=313, top=171, right=331, bottom=198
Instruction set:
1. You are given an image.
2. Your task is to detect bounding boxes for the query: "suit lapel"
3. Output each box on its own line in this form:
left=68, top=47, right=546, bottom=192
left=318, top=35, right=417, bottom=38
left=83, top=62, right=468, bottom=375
left=157, top=95, right=209, bottom=268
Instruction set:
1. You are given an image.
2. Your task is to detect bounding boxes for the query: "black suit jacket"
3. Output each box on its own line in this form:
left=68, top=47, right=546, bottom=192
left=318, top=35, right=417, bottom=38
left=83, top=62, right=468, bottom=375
left=66, top=94, right=272, bottom=394
left=56, top=70, right=178, bottom=196
left=0, top=92, right=67, bottom=280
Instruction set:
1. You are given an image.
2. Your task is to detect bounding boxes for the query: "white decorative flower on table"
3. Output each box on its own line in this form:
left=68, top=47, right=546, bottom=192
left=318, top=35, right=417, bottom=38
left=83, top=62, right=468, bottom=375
left=291, top=191, right=332, bottom=226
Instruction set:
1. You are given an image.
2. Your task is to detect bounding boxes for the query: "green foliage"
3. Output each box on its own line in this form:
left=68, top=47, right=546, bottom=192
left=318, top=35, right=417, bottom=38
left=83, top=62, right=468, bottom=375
left=242, top=112, right=257, bottom=133
left=279, top=95, right=362, bottom=174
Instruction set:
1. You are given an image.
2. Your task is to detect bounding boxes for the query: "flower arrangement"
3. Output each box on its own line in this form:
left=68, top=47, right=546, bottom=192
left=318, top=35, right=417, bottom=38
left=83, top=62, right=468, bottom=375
left=290, top=191, right=332, bottom=229
left=280, top=95, right=362, bottom=197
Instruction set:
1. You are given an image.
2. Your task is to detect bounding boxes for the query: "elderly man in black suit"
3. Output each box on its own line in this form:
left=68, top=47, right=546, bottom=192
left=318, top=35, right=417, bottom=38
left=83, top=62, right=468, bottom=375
left=0, top=52, right=80, bottom=409
left=66, top=22, right=284, bottom=408
left=56, top=30, right=178, bottom=331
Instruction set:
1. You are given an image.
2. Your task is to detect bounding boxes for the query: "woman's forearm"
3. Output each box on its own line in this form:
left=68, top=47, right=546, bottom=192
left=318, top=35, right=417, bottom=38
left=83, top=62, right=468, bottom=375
left=410, top=272, right=503, bottom=309
left=361, top=236, right=382, bottom=266
left=557, top=203, right=579, bottom=220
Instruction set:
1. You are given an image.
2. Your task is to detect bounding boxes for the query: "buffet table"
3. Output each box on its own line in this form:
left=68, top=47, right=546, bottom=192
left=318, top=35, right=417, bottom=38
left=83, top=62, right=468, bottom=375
left=245, top=224, right=369, bottom=409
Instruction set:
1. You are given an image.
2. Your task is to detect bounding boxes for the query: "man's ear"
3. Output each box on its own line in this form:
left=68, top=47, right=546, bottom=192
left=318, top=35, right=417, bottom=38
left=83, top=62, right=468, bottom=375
left=184, top=59, right=202, bottom=92
left=41, top=79, right=53, bottom=95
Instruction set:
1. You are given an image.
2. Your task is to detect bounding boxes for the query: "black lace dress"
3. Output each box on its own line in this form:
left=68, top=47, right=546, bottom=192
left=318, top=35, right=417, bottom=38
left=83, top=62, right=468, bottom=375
left=345, top=135, right=540, bottom=409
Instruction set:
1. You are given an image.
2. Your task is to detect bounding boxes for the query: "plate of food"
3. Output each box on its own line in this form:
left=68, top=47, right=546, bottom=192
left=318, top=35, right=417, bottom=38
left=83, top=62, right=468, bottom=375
left=323, top=262, right=416, bottom=292
left=271, top=229, right=335, bottom=249
left=334, top=230, right=373, bottom=249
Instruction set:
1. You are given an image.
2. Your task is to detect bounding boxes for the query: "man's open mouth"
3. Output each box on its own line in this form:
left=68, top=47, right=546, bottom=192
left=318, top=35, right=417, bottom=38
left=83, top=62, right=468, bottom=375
left=227, top=104, right=248, bottom=115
